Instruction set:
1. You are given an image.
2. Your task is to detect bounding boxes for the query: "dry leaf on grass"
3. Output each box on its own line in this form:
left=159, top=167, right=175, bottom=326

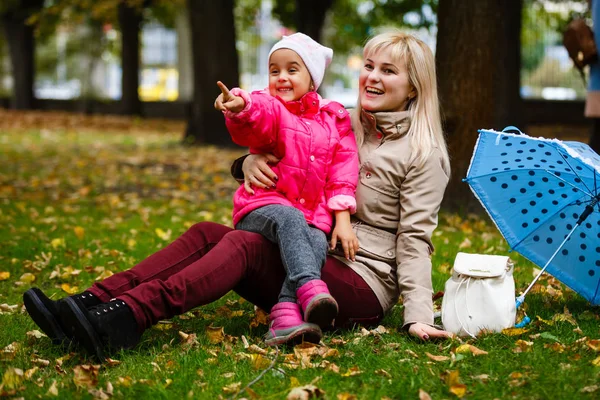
left=222, top=382, right=241, bottom=394
left=580, top=385, right=599, bottom=393
left=47, top=380, right=59, bottom=396
left=374, top=369, right=391, bottom=378
left=74, top=226, right=85, bottom=239
left=249, top=307, right=269, bottom=328
left=287, top=384, right=325, bottom=399
left=449, top=384, right=467, bottom=398
left=426, top=352, right=450, bottom=362
left=341, top=366, right=362, bottom=377
left=179, top=331, right=199, bottom=350
left=1, top=342, right=20, bottom=361
left=455, top=344, right=488, bottom=356
left=205, top=325, right=225, bottom=344
left=1, top=367, right=24, bottom=390
left=72, top=365, right=100, bottom=389
left=586, top=339, right=600, bottom=351
left=502, top=327, right=529, bottom=336
left=418, top=388, right=432, bottom=400
left=513, top=340, right=534, bottom=353
left=251, top=354, right=272, bottom=370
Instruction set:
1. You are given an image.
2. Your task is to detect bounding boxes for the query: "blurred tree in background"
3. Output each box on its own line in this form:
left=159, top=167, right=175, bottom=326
left=0, top=0, right=45, bottom=109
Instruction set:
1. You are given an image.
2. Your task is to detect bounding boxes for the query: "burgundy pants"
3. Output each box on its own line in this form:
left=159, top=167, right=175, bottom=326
left=87, top=222, right=383, bottom=331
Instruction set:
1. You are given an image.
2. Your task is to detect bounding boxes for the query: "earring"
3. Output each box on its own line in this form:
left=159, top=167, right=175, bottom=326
left=310, top=83, right=315, bottom=91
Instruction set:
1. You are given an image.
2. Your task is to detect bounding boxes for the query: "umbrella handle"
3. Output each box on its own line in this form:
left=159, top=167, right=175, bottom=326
left=502, top=126, right=524, bottom=135
left=515, top=315, right=531, bottom=328
left=514, top=296, right=531, bottom=328
left=515, top=295, right=525, bottom=309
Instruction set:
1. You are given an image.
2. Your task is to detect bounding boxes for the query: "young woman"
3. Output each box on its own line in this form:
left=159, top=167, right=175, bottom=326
left=239, top=30, right=452, bottom=340
left=23, top=30, right=452, bottom=361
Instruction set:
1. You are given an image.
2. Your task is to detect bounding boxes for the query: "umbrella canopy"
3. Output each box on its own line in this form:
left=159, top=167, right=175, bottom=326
left=464, top=128, right=600, bottom=305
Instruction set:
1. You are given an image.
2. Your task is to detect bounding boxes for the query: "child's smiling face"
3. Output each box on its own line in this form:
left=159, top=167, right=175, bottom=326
left=268, top=49, right=312, bottom=102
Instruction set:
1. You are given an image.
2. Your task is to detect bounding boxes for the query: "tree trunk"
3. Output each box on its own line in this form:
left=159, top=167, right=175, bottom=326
left=1, top=0, right=44, bottom=110
left=185, top=0, right=239, bottom=146
left=436, top=0, right=523, bottom=210
left=295, top=0, right=334, bottom=42
left=118, top=2, right=143, bottom=115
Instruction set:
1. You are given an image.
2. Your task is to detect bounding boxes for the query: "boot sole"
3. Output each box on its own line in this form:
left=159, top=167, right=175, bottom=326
left=304, top=295, right=338, bottom=330
left=59, top=298, right=106, bottom=360
left=264, top=325, right=322, bottom=347
left=23, top=288, right=68, bottom=346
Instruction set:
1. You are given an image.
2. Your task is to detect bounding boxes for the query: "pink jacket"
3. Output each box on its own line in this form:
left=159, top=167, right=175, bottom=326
left=224, top=89, right=359, bottom=233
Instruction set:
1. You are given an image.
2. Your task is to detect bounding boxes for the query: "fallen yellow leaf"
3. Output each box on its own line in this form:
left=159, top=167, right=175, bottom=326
left=0, top=271, right=10, bottom=281
left=591, top=356, right=600, bottom=366
left=502, top=327, right=529, bottom=336
left=251, top=353, right=271, bottom=370
left=51, top=238, right=66, bottom=249
left=1, top=367, right=24, bottom=389
left=341, top=366, right=362, bottom=377
left=74, top=226, right=85, bottom=239
left=455, top=344, right=488, bottom=356
left=155, top=228, right=172, bottom=241
left=586, top=339, right=600, bottom=351
left=19, top=272, right=36, bottom=284
left=61, top=283, right=79, bottom=295
left=449, top=384, right=467, bottom=398
left=444, top=370, right=461, bottom=387
left=24, top=367, right=39, bottom=380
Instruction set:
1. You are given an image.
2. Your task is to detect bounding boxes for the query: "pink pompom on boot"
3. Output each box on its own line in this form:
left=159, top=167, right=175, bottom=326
left=297, top=280, right=338, bottom=330
left=264, top=302, right=322, bottom=346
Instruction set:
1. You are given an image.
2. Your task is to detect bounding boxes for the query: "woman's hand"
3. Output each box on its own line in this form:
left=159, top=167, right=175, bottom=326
left=214, top=81, right=245, bottom=113
left=241, top=153, right=280, bottom=194
left=408, top=322, right=454, bottom=341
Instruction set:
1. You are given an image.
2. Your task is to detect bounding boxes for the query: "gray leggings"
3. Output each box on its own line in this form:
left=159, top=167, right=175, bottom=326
left=235, top=204, right=328, bottom=303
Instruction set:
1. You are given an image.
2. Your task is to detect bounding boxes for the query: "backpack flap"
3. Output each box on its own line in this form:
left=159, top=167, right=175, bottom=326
left=452, top=252, right=511, bottom=278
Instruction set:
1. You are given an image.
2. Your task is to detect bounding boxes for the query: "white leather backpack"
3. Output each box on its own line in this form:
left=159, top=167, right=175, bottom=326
left=441, top=252, right=516, bottom=338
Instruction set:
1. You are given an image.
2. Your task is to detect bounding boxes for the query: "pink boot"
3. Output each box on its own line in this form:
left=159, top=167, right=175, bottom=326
left=297, top=280, right=338, bottom=330
left=264, top=302, right=322, bottom=346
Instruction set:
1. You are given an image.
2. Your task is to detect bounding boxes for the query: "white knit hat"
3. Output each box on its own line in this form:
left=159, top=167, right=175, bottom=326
left=268, top=32, right=333, bottom=90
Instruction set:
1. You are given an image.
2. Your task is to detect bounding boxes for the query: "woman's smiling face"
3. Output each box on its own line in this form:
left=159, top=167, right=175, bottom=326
left=359, top=47, right=414, bottom=112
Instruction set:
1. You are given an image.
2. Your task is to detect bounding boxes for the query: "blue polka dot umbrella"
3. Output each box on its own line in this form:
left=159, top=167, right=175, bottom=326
left=464, top=127, right=600, bottom=307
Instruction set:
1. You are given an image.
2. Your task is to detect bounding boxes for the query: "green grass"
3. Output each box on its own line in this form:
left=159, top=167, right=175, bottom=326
left=1, top=125, right=599, bottom=399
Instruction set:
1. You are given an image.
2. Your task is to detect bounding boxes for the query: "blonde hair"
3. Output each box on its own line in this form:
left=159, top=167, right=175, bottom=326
left=351, top=30, right=450, bottom=174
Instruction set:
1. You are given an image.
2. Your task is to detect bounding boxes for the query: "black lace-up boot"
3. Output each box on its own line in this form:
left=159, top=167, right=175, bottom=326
left=59, top=297, right=142, bottom=360
left=23, top=287, right=100, bottom=345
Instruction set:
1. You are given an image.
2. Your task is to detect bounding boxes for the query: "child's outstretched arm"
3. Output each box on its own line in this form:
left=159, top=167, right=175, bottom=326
left=214, top=82, right=278, bottom=151
left=214, top=81, right=245, bottom=113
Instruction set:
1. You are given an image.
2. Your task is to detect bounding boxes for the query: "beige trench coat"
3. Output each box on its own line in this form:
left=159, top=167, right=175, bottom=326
left=331, top=109, right=449, bottom=327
